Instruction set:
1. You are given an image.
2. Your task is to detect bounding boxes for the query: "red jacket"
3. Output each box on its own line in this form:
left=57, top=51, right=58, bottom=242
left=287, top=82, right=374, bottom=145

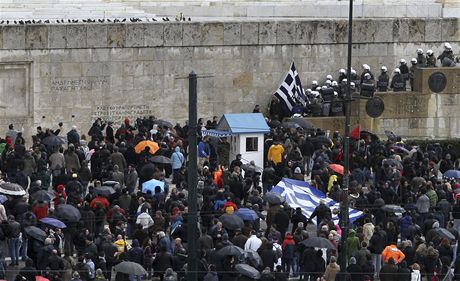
left=32, top=203, right=49, bottom=220
left=281, top=234, right=295, bottom=250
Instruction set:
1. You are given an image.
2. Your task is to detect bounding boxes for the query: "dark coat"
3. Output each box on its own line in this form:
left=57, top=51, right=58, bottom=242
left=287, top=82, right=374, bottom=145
left=127, top=240, right=144, bottom=265
left=153, top=251, right=174, bottom=274
left=347, top=264, right=363, bottom=281
left=379, top=263, right=398, bottom=281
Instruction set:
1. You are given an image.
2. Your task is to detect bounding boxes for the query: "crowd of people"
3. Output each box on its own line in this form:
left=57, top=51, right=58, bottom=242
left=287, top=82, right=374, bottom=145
left=269, top=43, right=459, bottom=119
left=0, top=108, right=458, bottom=281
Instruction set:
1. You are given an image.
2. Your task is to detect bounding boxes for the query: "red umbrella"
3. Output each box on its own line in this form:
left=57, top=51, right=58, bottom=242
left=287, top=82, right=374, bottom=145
left=328, top=164, right=349, bottom=175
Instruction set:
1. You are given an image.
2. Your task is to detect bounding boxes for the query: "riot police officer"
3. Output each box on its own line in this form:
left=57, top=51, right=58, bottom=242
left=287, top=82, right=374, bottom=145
left=360, top=64, right=374, bottom=84
left=360, top=73, right=375, bottom=97
left=426, top=50, right=436, bottom=67
left=390, top=68, right=406, bottom=92
left=399, top=59, right=410, bottom=82
left=330, top=92, right=344, bottom=116
left=338, top=69, right=347, bottom=82
left=438, top=42, right=455, bottom=63
left=416, top=49, right=426, bottom=67
left=409, top=58, right=418, bottom=91
left=377, top=66, right=390, bottom=92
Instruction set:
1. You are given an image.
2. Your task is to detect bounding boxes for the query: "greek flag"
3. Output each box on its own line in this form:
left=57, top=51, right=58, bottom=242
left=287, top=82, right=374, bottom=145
left=271, top=178, right=363, bottom=225
left=274, top=62, right=308, bottom=113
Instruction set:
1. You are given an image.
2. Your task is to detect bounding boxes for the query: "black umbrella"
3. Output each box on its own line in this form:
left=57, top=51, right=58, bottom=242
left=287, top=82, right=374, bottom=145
left=268, top=120, right=281, bottom=128
left=281, top=122, right=300, bottom=129
left=243, top=249, right=263, bottom=268
left=41, top=135, right=66, bottom=146
left=94, top=186, right=115, bottom=196
left=312, top=135, right=332, bottom=146
left=217, top=245, right=244, bottom=257
left=102, top=181, right=122, bottom=189
left=300, top=237, right=336, bottom=249
left=24, top=226, right=47, bottom=242
left=149, top=155, right=172, bottom=164
left=30, top=190, right=54, bottom=202
left=0, top=182, right=26, bottom=196
left=288, top=118, right=314, bottom=130
left=435, top=228, right=456, bottom=241
left=114, top=261, right=147, bottom=275
left=56, top=204, right=81, bottom=222
left=381, top=204, right=405, bottom=213
left=219, top=214, right=244, bottom=230
left=263, top=192, right=284, bottom=205
left=235, top=263, right=261, bottom=279
left=153, top=119, right=173, bottom=128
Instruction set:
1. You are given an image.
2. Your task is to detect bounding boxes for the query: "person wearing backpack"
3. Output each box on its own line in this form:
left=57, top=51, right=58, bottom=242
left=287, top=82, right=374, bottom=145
left=281, top=233, right=295, bottom=276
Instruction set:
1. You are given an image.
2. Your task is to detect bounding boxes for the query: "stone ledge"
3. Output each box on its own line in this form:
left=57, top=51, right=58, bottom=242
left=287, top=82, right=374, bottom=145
left=0, top=18, right=458, bottom=50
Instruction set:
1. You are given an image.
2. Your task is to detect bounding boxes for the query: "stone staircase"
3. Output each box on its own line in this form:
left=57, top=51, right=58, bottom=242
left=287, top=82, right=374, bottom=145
left=0, top=0, right=450, bottom=19
left=113, top=0, right=445, bottom=18
left=0, top=0, right=155, bottom=20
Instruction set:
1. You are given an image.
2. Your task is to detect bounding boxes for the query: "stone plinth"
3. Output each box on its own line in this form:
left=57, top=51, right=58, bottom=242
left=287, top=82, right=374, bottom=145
left=414, top=67, right=460, bottom=95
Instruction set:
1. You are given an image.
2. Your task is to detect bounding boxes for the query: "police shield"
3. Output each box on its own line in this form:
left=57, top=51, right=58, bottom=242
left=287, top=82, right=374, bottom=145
left=365, top=97, right=385, bottom=118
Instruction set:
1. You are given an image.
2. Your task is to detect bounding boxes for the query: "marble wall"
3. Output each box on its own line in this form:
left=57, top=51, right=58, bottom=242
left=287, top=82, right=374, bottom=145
left=0, top=18, right=458, bottom=140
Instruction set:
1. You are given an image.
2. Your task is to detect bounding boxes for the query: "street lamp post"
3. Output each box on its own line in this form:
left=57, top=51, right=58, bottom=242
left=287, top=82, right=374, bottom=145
left=339, top=0, right=354, bottom=275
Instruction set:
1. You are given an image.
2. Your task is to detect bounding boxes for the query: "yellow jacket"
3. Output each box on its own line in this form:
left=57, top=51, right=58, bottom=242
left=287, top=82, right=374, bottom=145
left=267, top=144, right=284, bottom=165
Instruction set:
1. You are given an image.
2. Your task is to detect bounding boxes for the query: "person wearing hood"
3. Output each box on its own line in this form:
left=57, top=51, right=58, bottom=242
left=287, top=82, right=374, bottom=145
left=127, top=239, right=144, bottom=281
left=346, top=229, right=360, bottom=262
left=164, top=268, right=178, bottom=281
left=170, top=146, right=184, bottom=185
left=19, top=257, right=37, bottom=281
left=67, top=125, right=80, bottom=146
left=281, top=233, right=295, bottom=274
left=323, top=256, right=340, bottom=281
left=347, top=257, right=363, bottom=281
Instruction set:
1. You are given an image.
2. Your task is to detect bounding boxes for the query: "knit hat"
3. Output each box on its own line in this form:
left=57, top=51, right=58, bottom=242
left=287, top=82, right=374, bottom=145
left=349, top=257, right=357, bottom=265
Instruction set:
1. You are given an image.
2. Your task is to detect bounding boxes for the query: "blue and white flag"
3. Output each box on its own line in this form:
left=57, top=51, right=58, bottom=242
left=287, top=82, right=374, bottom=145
left=271, top=178, right=363, bottom=225
left=274, top=62, right=308, bottom=113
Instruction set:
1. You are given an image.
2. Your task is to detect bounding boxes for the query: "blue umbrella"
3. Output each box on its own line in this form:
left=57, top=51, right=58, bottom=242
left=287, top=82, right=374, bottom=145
left=40, top=217, right=67, bottom=229
left=235, top=208, right=259, bottom=221
left=444, top=170, right=460, bottom=179
left=142, top=179, right=165, bottom=194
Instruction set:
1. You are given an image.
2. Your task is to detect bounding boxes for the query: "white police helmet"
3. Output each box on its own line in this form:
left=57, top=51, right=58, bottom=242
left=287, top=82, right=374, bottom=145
left=333, top=91, right=338, bottom=97
left=325, top=80, right=332, bottom=86
left=312, top=80, right=318, bottom=86
left=364, top=73, right=371, bottom=79
left=362, top=64, right=370, bottom=70
left=331, top=81, right=338, bottom=86
left=416, top=48, right=423, bottom=55
left=316, top=86, right=322, bottom=91
left=326, top=74, right=333, bottom=80
left=381, top=66, right=388, bottom=72
left=350, top=82, right=356, bottom=88
left=342, top=78, right=347, bottom=83
left=339, top=69, right=346, bottom=74
left=351, top=69, right=356, bottom=74
left=400, top=59, right=406, bottom=64
left=445, top=42, right=452, bottom=50
left=394, top=68, right=401, bottom=73
left=411, top=58, right=417, bottom=64
left=426, top=49, right=433, bottom=55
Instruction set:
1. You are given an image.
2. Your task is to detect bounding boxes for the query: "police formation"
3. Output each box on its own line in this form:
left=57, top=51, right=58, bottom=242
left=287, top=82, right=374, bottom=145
left=292, top=43, right=458, bottom=118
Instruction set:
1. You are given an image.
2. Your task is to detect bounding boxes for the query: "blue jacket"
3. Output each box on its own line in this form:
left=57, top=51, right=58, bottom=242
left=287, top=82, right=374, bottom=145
left=171, top=147, right=185, bottom=170
left=198, top=141, right=210, bottom=158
